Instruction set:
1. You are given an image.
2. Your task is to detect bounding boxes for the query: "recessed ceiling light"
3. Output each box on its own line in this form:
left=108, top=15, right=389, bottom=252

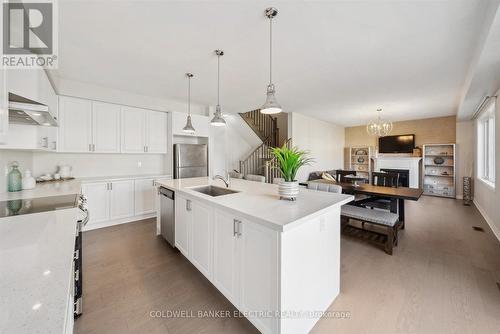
left=32, top=303, right=42, bottom=310
left=43, top=270, right=51, bottom=276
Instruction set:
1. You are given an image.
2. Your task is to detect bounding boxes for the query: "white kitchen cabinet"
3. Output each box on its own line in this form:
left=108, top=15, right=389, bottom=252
left=134, top=178, right=156, bottom=215
left=146, top=111, right=167, bottom=153
left=109, top=180, right=135, bottom=220
left=213, top=209, right=240, bottom=305
left=190, top=200, right=213, bottom=278
left=175, top=194, right=191, bottom=257
left=238, top=219, right=279, bottom=334
left=59, top=96, right=93, bottom=152
left=92, top=101, right=121, bottom=153
left=121, top=106, right=146, bottom=153
left=81, top=182, right=110, bottom=225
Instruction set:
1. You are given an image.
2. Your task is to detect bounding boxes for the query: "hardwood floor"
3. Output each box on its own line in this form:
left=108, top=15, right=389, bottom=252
left=76, top=196, right=500, bottom=334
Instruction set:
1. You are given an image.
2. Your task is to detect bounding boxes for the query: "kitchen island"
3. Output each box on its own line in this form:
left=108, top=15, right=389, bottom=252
left=155, top=177, right=353, bottom=334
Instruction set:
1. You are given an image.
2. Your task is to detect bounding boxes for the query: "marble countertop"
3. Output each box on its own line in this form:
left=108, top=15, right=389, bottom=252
left=78, top=174, right=172, bottom=183
left=0, top=208, right=78, bottom=334
left=156, top=177, right=353, bottom=232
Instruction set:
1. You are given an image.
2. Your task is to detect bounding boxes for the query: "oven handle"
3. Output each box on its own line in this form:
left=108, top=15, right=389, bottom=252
left=80, top=208, right=90, bottom=227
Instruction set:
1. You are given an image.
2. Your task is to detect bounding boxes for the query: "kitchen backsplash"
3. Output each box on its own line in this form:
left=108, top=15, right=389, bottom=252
left=0, top=150, right=167, bottom=193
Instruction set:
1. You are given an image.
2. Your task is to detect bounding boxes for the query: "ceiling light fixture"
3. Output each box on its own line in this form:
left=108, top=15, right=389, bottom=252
left=210, top=49, right=226, bottom=126
left=260, top=7, right=282, bottom=114
left=182, top=73, right=196, bottom=133
left=366, top=108, right=393, bottom=137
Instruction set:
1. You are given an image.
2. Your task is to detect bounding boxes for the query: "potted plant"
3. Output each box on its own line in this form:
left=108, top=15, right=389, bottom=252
left=270, top=144, right=313, bottom=201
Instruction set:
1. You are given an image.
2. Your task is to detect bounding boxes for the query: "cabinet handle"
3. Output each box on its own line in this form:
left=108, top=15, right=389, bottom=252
left=233, top=219, right=242, bottom=237
left=110, top=182, right=113, bottom=191
left=92, top=144, right=96, bottom=152
left=42, top=137, right=48, bottom=148
left=186, top=199, right=191, bottom=211
left=147, top=146, right=149, bottom=152
left=52, top=141, right=57, bottom=150
left=89, top=144, right=92, bottom=152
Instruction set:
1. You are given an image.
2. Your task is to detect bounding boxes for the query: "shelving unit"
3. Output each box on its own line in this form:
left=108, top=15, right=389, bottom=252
left=348, top=146, right=374, bottom=183
left=422, top=144, right=456, bottom=198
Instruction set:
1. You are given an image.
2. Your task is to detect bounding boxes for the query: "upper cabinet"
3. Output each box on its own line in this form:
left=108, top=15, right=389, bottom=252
left=122, top=106, right=167, bottom=154
left=92, top=102, right=121, bottom=153
left=59, top=96, right=167, bottom=154
left=171, top=111, right=209, bottom=137
left=0, top=68, right=7, bottom=144
left=59, top=96, right=92, bottom=152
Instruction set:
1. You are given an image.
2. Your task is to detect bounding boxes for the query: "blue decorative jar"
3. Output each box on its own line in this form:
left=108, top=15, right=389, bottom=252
left=8, top=161, right=22, bottom=192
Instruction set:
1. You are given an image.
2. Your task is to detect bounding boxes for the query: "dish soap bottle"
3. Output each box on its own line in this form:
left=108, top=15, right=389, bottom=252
left=22, top=170, right=36, bottom=190
left=8, top=161, right=22, bottom=192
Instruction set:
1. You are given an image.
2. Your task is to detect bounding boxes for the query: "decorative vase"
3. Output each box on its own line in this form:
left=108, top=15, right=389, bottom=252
left=7, top=162, right=22, bottom=192
left=278, top=180, right=299, bottom=201
left=22, top=170, right=36, bottom=190
left=463, top=176, right=472, bottom=206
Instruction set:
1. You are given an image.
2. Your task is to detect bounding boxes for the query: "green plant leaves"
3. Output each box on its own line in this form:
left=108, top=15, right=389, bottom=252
left=270, top=144, right=314, bottom=182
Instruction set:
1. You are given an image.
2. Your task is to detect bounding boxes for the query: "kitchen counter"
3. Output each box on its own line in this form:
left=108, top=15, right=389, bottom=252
left=156, top=177, right=353, bottom=232
left=0, top=180, right=82, bottom=202
left=0, top=208, right=78, bottom=334
left=78, top=173, right=172, bottom=183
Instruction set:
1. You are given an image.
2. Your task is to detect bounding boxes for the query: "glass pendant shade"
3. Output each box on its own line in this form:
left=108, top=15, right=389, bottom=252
left=366, top=109, right=393, bottom=137
left=260, top=84, right=282, bottom=114
left=182, top=115, right=195, bottom=133
left=210, top=105, right=226, bottom=126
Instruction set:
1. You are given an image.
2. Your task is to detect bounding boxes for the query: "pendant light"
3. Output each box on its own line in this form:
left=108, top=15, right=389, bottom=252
left=210, top=49, right=226, bottom=126
left=366, top=108, right=393, bottom=137
left=182, top=73, right=196, bottom=133
left=260, top=7, right=282, bottom=114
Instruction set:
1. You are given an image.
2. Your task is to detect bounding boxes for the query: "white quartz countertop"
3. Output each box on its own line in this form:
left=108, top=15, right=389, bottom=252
left=156, top=177, right=354, bottom=232
left=0, top=208, right=78, bottom=334
left=78, top=174, right=172, bottom=183
left=0, top=180, right=82, bottom=202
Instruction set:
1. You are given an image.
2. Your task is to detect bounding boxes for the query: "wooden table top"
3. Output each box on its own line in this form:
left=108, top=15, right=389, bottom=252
left=307, top=179, right=423, bottom=201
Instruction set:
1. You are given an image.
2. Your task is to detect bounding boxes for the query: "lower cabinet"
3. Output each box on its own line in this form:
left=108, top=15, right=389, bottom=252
left=175, top=196, right=279, bottom=334
left=82, top=176, right=168, bottom=230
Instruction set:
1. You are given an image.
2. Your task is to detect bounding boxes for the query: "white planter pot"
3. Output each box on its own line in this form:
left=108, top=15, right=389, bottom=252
left=278, top=180, right=299, bottom=201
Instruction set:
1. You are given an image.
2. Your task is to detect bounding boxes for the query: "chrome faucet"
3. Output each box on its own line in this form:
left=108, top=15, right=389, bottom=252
left=213, top=171, right=230, bottom=188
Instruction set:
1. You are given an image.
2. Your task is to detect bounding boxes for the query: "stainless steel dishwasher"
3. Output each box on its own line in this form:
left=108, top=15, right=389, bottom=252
left=159, top=187, right=175, bottom=247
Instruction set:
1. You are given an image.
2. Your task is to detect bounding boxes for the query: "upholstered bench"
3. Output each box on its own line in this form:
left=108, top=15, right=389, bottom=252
left=341, top=205, right=401, bottom=255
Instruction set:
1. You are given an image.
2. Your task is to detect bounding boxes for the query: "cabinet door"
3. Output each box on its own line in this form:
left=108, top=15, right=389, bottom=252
left=174, top=194, right=191, bottom=257
left=109, top=180, right=135, bottom=220
left=146, top=111, right=167, bottom=153
left=134, top=178, right=156, bottom=215
left=213, top=209, right=240, bottom=306
left=59, top=96, right=92, bottom=152
left=190, top=201, right=213, bottom=278
left=81, top=182, right=110, bottom=225
left=0, top=67, right=7, bottom=144
left=121, top=106, right=146, bottom=153
left=239, top=219, right=279, bottom=334
left=92, top=102, right=121, bottom=153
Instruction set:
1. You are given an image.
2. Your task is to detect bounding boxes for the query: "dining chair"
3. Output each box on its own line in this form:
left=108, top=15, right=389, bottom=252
left=335, top=170, right=357, bottom=183
left=245, top=174, right=266, bottom=183
left=363, top=172, right=400, bottom=211
left=307, top=181, right=342, bottom=193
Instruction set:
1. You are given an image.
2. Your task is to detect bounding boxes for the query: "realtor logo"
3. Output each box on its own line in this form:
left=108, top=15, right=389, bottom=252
left=2, top=1, right=58, bottom=68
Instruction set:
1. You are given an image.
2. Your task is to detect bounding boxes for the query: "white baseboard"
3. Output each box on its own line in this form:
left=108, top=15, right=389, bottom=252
left=473, top=200, right=500, bottom=242
left=83, top=212, right=156, bottom=231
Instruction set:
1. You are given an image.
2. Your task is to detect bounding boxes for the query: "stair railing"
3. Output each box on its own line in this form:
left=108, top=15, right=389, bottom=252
left=264, top=138, right=293, bottom=184
left=240, top=110, right=279, bottom=147
left=239, top=136, right=273, bottom=178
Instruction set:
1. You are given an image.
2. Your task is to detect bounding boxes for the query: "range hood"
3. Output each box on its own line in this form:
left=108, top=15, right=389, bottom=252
left=8, top=93, right=58, bottom=126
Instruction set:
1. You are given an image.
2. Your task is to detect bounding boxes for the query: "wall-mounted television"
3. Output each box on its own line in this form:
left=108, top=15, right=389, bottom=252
left=378, top=134, right=415, bottom=153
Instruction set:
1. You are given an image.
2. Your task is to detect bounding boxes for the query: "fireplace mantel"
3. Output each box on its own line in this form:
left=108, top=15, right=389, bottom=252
left=373, top=156, right=422, bottom=188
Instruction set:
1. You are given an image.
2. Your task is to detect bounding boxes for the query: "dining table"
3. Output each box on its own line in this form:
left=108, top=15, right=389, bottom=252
left=305, top=179, right=423, bottom=227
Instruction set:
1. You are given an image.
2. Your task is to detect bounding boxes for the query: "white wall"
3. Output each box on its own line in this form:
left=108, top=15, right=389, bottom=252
left=0, top=150, right=34, bottom=193
left=473, top=89, right=500, bottom=240
left=210, top=114, right=262, bottom=176
left=456, top=120, right=474, bottom=199
left=290, top=112, right=345, bottom=182
left=31, top=152, right=165, bottom=178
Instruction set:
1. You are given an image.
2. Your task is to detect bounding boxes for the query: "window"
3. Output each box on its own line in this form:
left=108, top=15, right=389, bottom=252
left=477, top=102, right=495, bottom=187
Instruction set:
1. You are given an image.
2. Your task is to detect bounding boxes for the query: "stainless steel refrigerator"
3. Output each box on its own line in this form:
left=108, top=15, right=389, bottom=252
left=174, top=144, right=208, bottom=179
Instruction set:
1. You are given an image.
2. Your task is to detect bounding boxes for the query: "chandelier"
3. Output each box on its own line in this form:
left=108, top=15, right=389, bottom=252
left=366, top=108, right=393, bottom=137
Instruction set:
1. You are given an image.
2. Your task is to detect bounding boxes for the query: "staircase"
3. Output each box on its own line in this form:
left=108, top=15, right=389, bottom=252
left=239, top=137, right=292, bottom=184
left=239, top=109, right=280, bottom=147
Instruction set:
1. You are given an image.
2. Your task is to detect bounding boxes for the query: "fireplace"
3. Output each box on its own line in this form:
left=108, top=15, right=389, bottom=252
left=373, top=156, right=421, bottom=188
left=381, top=168, right=409, bottom=187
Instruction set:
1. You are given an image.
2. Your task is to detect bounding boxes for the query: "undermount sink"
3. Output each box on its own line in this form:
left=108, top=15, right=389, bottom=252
left=190, top=185, right=239, bottom=197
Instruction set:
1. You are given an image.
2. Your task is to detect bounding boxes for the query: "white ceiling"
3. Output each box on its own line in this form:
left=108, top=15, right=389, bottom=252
left=51, top=0, right=496, bottom=126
